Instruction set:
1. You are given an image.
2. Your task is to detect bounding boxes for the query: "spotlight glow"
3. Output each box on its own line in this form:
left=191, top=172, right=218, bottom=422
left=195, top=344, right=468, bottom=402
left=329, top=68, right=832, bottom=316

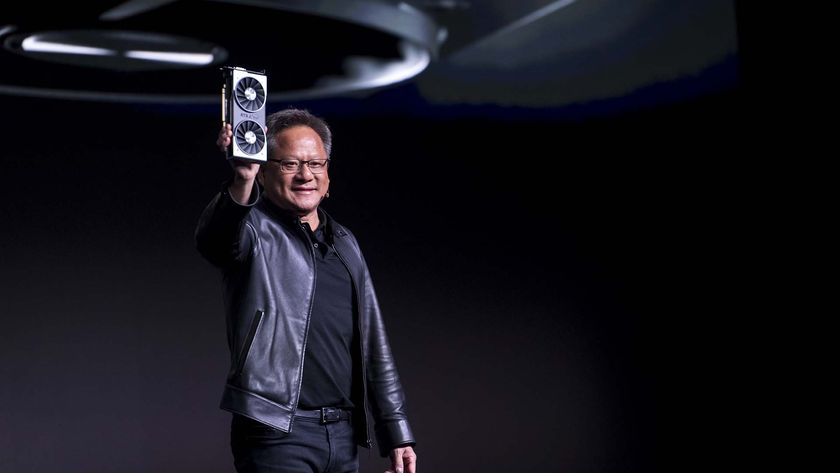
left=21, top=36, right=113, bottom=56
left=124, top=50, right=215, bottom=65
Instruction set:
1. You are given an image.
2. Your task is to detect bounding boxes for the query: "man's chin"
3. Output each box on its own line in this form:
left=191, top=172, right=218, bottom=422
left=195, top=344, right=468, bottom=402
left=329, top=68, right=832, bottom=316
left=292, top=198, right=320, bottom=212
left=283, top=200, right=319, bottom=216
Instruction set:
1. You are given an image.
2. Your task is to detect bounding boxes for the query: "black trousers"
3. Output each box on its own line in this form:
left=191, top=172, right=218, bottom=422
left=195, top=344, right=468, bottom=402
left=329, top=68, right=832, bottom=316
left=231, top=414, right=358, bottom=473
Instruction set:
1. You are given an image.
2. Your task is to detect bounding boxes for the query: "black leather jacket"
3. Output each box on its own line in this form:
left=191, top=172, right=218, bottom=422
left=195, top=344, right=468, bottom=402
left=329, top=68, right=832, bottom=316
left=195, top=184, right=414, bottom=456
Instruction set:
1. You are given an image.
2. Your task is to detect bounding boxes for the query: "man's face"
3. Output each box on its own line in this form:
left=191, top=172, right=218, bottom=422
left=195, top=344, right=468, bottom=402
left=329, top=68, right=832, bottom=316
left=258, top=126, right=330, bottom=218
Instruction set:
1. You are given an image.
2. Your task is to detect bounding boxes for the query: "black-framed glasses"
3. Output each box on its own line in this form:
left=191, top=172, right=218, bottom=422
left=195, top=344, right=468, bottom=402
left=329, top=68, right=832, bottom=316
left=267, top=158, right=330, bottom=174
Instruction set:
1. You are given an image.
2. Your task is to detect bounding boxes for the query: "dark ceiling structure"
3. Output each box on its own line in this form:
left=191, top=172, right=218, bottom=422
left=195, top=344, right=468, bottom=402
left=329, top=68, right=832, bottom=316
left=0, top=0, right=739, bottom=109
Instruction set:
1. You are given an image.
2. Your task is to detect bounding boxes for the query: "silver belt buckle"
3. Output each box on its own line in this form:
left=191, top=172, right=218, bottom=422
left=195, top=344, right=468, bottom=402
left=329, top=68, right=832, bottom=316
left=320, top=407, right=341, bottom=424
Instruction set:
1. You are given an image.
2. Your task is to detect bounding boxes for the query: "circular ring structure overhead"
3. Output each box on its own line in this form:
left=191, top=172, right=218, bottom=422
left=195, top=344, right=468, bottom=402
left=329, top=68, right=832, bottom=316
left=0, top=0, right=442, bottom=103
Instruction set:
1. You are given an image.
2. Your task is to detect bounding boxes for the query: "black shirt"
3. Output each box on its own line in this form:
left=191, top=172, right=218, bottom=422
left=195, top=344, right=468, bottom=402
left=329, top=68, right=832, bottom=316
left=297, top=218, right=357, bottom=409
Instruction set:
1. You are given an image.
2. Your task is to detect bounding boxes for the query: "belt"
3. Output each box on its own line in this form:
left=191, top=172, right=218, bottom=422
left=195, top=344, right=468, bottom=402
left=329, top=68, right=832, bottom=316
left=295, top=407, right=352, bottom=424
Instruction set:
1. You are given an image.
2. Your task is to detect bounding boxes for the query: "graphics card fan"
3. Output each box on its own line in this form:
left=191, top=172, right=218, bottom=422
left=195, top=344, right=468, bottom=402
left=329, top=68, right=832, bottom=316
left=234, top=120, right=266, bottom=155
left=235, top=76, right=266, bottom=112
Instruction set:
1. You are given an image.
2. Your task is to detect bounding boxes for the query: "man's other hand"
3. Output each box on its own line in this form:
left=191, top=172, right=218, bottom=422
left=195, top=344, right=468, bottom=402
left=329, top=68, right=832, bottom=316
left=385, top=446, right=416, bottom=473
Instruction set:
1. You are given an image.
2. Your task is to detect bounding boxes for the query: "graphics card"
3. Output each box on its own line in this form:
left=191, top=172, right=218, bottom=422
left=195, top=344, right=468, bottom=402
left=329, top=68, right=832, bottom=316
left=222, top=66, right=267, bottom=162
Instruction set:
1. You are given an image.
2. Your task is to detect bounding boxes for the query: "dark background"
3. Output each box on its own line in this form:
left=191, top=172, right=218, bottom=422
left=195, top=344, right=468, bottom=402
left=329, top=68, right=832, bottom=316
left=1, top=2, right=752, bottom=472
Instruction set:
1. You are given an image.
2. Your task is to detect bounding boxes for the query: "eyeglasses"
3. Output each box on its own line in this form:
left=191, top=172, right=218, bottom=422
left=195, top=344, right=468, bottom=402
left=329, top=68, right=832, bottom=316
left=267, top=158, right=330, bottom=174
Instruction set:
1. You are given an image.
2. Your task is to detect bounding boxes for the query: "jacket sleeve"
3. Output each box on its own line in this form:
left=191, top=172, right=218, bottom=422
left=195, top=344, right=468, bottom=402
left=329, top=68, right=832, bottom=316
left=360, top=261, right=416, bottom=456
left=195, top=180, right=260, bottom=268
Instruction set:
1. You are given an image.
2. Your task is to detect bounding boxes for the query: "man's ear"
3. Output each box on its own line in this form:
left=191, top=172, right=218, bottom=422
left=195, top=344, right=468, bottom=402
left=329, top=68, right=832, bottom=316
left=256, top=167, right=265, bottom=187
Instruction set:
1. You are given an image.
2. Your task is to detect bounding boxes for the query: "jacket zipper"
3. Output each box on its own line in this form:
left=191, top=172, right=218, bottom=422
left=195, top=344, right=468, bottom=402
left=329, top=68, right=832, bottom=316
left=234, top=309, right=264, bottom=378
left=332, top=242, right=373, bottom=448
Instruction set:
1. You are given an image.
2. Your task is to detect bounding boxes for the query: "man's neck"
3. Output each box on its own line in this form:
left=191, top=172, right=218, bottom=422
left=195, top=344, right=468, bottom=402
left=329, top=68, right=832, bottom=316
left=300, top=212, right=320, bottom=231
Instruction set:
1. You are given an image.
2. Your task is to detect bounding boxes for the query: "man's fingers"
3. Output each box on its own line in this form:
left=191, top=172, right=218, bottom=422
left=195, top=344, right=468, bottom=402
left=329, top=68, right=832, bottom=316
left=393, top=453, right=404, bottom=473
left=387, top=447, right=416, bottom=473
left=217, top=124, right=232, bottom=152
left=404, top=448, right=417, bottom=473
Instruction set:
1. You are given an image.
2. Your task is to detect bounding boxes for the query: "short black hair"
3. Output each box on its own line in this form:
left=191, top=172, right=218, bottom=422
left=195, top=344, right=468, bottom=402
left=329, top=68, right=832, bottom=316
left=265, top=108, right=332, bottom=158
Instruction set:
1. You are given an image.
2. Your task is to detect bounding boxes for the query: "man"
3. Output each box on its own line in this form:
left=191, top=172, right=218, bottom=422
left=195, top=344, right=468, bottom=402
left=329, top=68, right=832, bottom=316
left=196, top=108, right=417, bottom=473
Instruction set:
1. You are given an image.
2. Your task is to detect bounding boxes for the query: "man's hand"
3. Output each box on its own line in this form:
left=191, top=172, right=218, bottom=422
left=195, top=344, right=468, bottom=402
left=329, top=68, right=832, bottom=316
left=385, top=446, right=416, bottom=473
left=218, top=123, right=260, bottom=204
left=218, top=123, right=260, bottom=182
left=216, top=122, right=233, bottom=153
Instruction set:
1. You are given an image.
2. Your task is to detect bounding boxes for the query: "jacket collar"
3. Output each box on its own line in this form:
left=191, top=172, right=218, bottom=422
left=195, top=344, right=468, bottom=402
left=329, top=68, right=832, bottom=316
left=258, top=193, right=341, bottom=242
